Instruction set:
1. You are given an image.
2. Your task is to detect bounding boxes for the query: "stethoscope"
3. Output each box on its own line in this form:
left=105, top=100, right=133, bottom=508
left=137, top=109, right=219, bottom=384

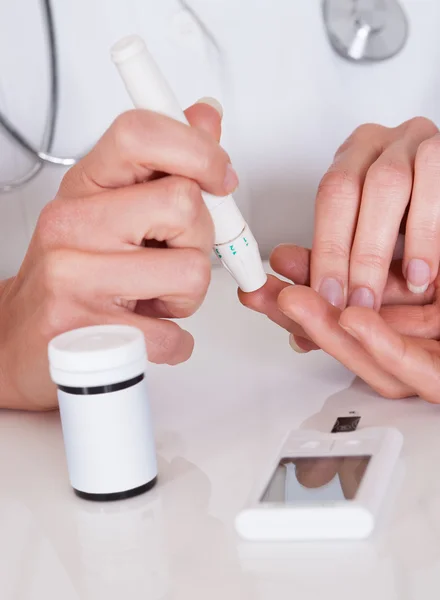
left=0, top=0, right=83, bottom=193
left=1, top=0, right=408, bottom=194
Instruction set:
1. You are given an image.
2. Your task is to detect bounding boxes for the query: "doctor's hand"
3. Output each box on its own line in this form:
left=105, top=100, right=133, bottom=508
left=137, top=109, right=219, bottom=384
left=306, top=117, right=440, bottom=311
left=0, top=99, right=231, bottom=410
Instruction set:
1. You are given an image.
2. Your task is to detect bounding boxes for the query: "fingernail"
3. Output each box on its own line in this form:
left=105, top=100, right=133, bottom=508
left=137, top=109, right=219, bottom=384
left=318, top=278, right=344, bottom=308
left=289, top=333, right=316, bottom=353
left=406, top=258, right=430, bottom=294
left=224, top=163, right=239, bottom=192
left=348, top=287, right=375, bottom=308
left=196, top=96, right=223, bottom=118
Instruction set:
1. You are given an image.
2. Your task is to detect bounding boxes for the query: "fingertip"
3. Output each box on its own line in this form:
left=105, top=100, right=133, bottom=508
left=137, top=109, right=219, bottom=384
left=195, top=97, right=223, bottom=118
left=277, top=284, right=295, bottom=308
left=185, top=100, right=222, bottom=141
left=269, top=244, right=311, bottom=285
left=269, top=243, right=287, bottom=265
left=238, top=285, right=271, bottom=313
left=289, top=333, right=318, bottom=353
left=166, top=329, right=195, bottom=365
left=269, top=245, right=288, bottom=276
left=277, top=284, right=309, bottom=319
left=405, top=259, right=431, bottom=295
left=338, top=307, right=377, bottom=340
left=238, top=275, right=290, bottom=313
left=238, top=286, right=262, bottom=311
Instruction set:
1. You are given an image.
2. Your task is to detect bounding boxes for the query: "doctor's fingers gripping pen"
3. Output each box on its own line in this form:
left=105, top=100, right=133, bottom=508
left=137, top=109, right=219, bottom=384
left=110, top=35, right=267, bottom=293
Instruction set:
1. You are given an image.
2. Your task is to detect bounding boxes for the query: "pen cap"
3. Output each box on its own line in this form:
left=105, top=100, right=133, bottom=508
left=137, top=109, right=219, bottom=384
left=111, top=34, right=187, bottom=124
left=48, top=325, right=157, bottom=501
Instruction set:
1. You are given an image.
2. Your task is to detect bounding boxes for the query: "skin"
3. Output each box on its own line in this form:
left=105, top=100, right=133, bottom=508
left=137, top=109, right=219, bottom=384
left=311, top=117, right=440, bottom=309
left=3, top=109, right=440, bottom=407
left=285, top=456, right=369, bottom=500
left=241, top=244, right=440, bottom=400
left=241, top=117, right=440, bottom=402
left=0, top=101, right=228, bottom=411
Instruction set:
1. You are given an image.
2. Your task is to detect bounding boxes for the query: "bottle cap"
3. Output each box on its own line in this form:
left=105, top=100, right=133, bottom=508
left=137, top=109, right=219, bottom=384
left=48, top=325, right=147, bottom=388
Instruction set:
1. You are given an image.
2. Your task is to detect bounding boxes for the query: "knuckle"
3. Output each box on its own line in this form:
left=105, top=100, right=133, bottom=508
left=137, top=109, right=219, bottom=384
left=37, top=200, right=85, bottom=249
left=403, top=116, right=438, bottom=137
left=407, top=219, right=438, bottom=241
left=335, top=123, right=387, bottom=159
left=352, top=122, right=386, bottom=143
left=317, top=169, right=360, bottom=204
left=183, top=249, right=211, bottom=294
left=37, top=202, right=57, bottom=238
left=169, top=177, right=203, bottom=226
left=351, top=245, right=388, bottom=272
left=416, top=134, right=440, bottom=169
left=335, top=125, right=379, bottom=156
left=334, top=137, right=353, bottom=156
left=314, top=238, right=350, bottom=261
left=367, top=156, right=411, bottom=189
left=36, top=201, right=66, bottom=248
left=112, top=110, right=146, bottom=156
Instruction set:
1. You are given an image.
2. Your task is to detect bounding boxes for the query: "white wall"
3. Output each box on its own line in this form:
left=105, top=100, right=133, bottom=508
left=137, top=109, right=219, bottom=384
left=1, top=0, right=439, bottom=277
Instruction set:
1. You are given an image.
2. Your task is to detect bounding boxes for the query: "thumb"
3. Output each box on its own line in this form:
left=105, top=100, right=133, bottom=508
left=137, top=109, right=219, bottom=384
left=184, top=97, right=223, bottom=142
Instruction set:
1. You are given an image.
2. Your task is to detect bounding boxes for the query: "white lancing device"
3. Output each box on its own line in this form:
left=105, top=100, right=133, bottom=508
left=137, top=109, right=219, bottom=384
left=110, top=35, right=267, bottom=293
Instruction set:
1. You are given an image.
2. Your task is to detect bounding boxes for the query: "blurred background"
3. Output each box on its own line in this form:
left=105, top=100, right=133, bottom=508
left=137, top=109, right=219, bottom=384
left=0, top=0, right=439, bottom=277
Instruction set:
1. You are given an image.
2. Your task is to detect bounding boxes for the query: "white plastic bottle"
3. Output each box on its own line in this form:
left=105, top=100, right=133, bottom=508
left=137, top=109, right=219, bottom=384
left=48, top=325, right=158, bottom=501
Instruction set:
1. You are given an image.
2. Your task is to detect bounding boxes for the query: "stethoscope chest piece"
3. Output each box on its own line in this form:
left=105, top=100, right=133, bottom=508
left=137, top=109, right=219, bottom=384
left=322, top=0, right=409, bottom=62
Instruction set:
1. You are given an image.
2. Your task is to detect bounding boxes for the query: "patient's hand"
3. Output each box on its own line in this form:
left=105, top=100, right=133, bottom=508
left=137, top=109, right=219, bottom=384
left=241, top=244, right=440, bottom=401
left=241, top=116, right=440, bottom=401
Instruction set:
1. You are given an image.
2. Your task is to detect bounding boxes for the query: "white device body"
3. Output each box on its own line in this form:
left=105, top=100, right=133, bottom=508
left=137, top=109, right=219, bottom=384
left=235, top=427, right=403, bottom=541
left=110, top=35, right=267, bottom=293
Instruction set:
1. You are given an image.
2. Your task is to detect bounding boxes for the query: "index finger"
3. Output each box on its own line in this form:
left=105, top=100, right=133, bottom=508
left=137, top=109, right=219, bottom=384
left=59, top=107, right=235, bottom=198
left=277, top=285, right=412, bottom=397
left=238, top=275, right=315, bottom=344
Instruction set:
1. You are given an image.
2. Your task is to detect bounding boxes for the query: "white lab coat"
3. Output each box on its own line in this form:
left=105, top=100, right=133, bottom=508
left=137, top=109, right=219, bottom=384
left=0, top=0, right=439, bottom=278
